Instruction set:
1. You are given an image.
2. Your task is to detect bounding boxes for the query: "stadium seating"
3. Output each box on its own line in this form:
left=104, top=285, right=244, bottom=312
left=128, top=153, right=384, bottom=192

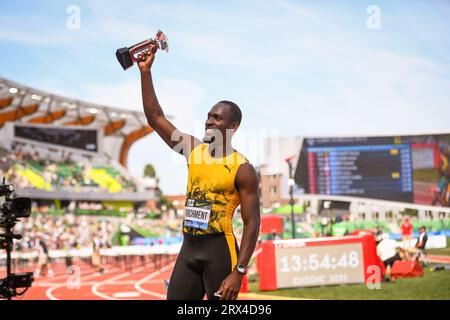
left=236, top=212, right=449, bottom=240
left=0, top=145, right=137, bottom=193
left=0, top=96, right=13, bottom=109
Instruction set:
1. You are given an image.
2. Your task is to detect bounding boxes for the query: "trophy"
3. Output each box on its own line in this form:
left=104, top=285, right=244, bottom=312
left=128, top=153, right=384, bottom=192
left=116, top=30, right=169, bottom=70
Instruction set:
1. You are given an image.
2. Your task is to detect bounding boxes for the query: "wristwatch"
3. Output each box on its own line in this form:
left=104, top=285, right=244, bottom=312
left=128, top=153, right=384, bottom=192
left=234, top=264, right=247, bottom=275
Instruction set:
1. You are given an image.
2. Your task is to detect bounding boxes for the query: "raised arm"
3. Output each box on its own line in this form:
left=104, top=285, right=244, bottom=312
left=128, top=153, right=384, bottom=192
left=216, top=163, right=261, bottom=300
left=138, top=46, right=201, bottom=158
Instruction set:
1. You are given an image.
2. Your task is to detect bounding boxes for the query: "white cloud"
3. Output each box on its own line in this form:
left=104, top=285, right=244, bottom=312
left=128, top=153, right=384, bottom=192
left=128, top=133, right=188, bottom=195
left=83, top=76, right=205, bottom=194
left=0, top=14, right=66, bottom=46
left=2, top=0, right=450, bottom=193
left=15, top=76, right=76, bottom=98
left=82, top=80, right=142, bottom=111
left=82, top=77, right=205, bottom=128
left=272, top=0, right=324, bottom=23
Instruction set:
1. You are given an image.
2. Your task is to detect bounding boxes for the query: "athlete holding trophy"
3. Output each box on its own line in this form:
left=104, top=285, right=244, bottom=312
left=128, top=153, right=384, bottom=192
left=116, top=30, right=169, bottom=70
left=117, top=31, right=261, bottom=301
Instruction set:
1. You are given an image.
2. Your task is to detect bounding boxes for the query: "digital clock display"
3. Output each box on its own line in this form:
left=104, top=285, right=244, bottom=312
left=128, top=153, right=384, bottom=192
left=275, top=243, right=365, bottom=288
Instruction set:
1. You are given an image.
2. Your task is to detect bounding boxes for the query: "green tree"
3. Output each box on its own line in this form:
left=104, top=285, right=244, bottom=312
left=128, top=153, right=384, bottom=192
left=143, top=163, right=156, bottom=178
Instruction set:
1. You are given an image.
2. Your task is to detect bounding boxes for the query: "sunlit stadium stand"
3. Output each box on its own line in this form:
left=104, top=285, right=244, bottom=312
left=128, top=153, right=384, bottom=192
left=0, top=76, right=160, bottom=202
left=0, top=76, right=183, bottom=275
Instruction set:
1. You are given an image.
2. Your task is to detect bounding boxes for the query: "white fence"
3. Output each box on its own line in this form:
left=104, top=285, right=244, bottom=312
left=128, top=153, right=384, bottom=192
left=0, top=244, right=182, bottom=262
left=298, top=194, right=450, bottom=222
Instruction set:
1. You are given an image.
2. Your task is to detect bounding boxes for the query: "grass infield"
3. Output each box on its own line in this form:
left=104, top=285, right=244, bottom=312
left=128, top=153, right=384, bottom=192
left=248, top=240, right=450, bottom=300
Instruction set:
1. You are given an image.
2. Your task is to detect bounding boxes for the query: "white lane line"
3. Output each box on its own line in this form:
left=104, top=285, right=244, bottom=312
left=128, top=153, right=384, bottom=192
left=91, top=272, right=131, bottom=300
left=134, top=262, right=175, bottom=299
left=131, top=266, right=145, bottom=274
left=35, top=280, right=164, bottom=287
left=45, top=264, right=164, bottom=300
left=34, top=273, right=71, bottom=283
left=46, top=284, right=66, bottom=300
left=39, top=265, right=122, bottom=285
left=45, top=269, right=121, bottom=300
left=113, top=292, right=141, bottom=298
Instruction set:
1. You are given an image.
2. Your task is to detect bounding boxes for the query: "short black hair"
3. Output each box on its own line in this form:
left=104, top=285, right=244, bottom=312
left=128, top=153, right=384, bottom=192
left=218, top=100, right=242, bottom=124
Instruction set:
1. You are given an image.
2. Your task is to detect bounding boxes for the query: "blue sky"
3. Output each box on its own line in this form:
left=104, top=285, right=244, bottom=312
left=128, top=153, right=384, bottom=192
left=1, top=0, right=450, bottom=195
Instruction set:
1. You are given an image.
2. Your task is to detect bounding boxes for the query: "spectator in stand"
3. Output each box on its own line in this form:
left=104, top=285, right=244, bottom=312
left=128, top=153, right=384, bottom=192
left=401, top=217, right=413, bottom=249
left=1, top=143, right=137, bottom=193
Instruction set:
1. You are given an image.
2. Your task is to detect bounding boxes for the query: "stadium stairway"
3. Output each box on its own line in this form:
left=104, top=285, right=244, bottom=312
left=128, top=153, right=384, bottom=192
left=88, top=168, right=122, bottom=193
left=15, top=166, right=51, bottom=190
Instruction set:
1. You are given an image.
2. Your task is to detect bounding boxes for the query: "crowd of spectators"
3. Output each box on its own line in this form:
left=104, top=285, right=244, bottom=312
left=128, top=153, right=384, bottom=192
left=13, top=214, right=116, bottom=253
left=131, top=212, right=183, bottom=239
left=0, top=143, right=137, bottom=193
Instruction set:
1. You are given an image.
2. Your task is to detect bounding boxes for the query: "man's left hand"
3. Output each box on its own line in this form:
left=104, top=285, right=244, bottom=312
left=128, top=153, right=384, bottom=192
left=215, top=270, right=243, bottom=300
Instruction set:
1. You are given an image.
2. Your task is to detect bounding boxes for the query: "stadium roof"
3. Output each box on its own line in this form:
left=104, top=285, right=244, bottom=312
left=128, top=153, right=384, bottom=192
left=0, top=76, right=166, bottom=168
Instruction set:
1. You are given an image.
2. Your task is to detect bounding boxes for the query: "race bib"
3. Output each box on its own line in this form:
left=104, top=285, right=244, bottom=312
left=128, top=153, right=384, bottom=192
left=184, top=198, right=212, bottom=230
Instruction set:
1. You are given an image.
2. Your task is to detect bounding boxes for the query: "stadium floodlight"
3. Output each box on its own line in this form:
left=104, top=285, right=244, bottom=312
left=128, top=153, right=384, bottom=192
left=110, top=112, right=118, bottom=118
left=31, top=94, right=42, bottom=101
left=8, top=88, right=18, bottom=94
left=88, top=108, right=98, bottom=114
left=116, top=30, right=169, bottom=70
left=62, top=102, right=76, bottom=109
left=285, top=155, right=296, bottom=239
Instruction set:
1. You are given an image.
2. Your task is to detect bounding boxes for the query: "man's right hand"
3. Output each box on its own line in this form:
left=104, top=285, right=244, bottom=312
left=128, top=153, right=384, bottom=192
left=138, top=44, right=157, bottom=74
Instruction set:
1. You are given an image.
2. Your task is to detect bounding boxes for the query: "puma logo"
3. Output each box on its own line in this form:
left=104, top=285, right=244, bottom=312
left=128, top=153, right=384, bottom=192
left=224, top=165, right=234, bottom=173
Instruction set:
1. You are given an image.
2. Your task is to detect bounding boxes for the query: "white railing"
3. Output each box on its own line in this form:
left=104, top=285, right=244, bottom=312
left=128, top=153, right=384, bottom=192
left=0, top=244, right=182, bottom=262
left=297, top=194, right=450, bottom=223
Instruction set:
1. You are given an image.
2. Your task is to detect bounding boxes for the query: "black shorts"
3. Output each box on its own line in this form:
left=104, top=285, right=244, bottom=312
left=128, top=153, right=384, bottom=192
left=383, top=253, right=401, bottom=268
left=167, top=232, right=239, bottom=300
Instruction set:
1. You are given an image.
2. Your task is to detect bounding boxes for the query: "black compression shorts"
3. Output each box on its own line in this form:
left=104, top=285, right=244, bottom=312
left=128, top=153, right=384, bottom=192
left=167, top=232, right=239, bottom=300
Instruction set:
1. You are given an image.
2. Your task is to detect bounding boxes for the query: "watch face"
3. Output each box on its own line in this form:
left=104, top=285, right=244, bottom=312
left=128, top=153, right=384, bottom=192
left=236, top=265, right=246, bottom=274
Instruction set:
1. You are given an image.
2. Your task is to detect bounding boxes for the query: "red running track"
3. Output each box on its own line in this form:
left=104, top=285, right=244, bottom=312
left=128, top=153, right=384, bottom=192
left=18, top=254, right=450, bottom=300
left=6, top=256, right=178, bottom=300
left=5, top=256, right=268, bottom=300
